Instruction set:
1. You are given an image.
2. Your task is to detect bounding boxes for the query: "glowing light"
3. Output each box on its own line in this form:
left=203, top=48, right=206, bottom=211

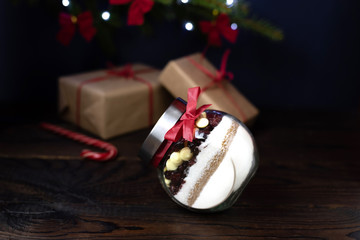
left=62, top=0, right=70, bottom=7
left=181, top=0, right=189, bottom=3
left=231, top=23, right=238, bottom=30
left=102, top=11, right=110, bottom=21
left=185, top=22, right=194, bottom=31
left=226, top=0, right=234, bottom=6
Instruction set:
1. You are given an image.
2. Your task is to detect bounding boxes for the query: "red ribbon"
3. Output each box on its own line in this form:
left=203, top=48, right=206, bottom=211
left=76, top=64, right=154, bottom=127
left=165, top=87, right=211, bottom=142
left=110, top=0, right=154, bottom=26
left=186, top=50, right=247, bottom=122
left=40, top=122, right=118, bottom=161
left=57, top=11, right=97, bottom=46
left=151, top=87, right=211, bottom=167
left=199, top=14, right=238, bottom=47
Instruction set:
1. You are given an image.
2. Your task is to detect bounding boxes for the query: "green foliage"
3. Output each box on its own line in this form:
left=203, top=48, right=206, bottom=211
left=95, top=21, right=117, bottom=56
left=154, top=0, right=173, bottom=5
left=189, top=0, right=230, bottom=14
left=10, top=0, right=283, bottom=57
left=237, top=18, right=284, bottom=41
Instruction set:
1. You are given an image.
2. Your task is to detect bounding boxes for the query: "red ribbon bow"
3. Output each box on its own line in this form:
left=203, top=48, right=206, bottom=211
left=57, top=11, right=97, bottom=46
left=199, top=14, right=238, bottom=47
left=108, top=64, right=135, bottom=78
left=110, top=0, right=154, bottom=26
left=151, top=87, right=211, bottom=167
left=165, top=87, right=211, bottom=142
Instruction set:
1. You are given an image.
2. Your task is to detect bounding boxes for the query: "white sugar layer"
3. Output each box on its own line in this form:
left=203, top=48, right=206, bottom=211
left=193, top=121, right=254, bottom=208
left=174, top=116, right=234, bottom=207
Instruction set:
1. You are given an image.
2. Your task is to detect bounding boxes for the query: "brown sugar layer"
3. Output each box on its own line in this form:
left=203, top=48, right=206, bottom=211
left=186, top=121, right=239, bottom=207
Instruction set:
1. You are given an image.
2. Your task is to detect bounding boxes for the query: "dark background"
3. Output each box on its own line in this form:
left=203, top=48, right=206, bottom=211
left=1, top=0, right=359, bottom=115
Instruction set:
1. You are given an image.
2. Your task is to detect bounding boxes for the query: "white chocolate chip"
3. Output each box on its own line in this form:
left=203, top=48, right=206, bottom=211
left=196, top=117, right=209, bottom=128
left=166, top=160, right=178, bottom=171
left=169, top=152, right=182, bottom=165
left=163, top=167, right=167, bottom=172
left=164, top=177, right=171, bottom=187
left=180, top=147, right=193, bottom=161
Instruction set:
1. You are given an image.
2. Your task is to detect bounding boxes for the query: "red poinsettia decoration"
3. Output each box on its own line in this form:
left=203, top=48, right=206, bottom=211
left=56, top=11, right=97, bottom=46
left=110, top=0, right=154, bottom=26
left=199, top=13, right=238, bottom=47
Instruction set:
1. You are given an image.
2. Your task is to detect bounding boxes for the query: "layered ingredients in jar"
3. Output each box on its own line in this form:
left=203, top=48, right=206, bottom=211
left=161, top=110, right=254, bottom=209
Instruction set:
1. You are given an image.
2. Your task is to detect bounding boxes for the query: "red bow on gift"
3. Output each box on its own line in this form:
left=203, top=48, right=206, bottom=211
left=199, top=14, right=238, bottom=47
left=57, top=11, right=97, bottom=46
left=110, top=0, right=154, bottom=26
left=108, top=64, right=135, bottom=78
left=165, top=87, right=211, bottom=142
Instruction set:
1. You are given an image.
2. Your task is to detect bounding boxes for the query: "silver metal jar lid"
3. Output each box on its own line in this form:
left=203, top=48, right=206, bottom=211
left=138, top=98, right=187, bottom=164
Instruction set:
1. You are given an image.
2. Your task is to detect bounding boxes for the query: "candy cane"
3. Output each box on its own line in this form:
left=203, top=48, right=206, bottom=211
left=40, top=122, right=118, bottom=161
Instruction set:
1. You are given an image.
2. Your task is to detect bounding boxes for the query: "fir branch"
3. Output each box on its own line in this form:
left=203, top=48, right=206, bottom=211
left=231, top=2, right=249, bottom=18
left=154, top=0, right=173, bottom=5
left=189, top=0, right=230, bottom=14
left=95, top=21, right=117, bottom=57
left=236, top=18, right=284, bottom=41
left=105, top=12, right=123, bottom=28
left=174, top=4, right=214, bottom=22
left=9, top=0, right=284, bottom=56
left=66, top=1, right=83, bottom=16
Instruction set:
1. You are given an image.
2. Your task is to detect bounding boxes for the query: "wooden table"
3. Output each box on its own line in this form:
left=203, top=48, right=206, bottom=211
left=0, top=109, right=359, bottom=239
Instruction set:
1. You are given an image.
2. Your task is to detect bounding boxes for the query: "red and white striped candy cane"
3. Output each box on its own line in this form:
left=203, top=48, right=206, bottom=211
left=40, top=122, right=118, bottom=161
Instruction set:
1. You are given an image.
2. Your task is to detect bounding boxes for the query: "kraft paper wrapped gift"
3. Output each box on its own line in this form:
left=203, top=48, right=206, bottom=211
left=59, top=64, right=172, bottom=139
left=159, top=53, right=259, bottom=124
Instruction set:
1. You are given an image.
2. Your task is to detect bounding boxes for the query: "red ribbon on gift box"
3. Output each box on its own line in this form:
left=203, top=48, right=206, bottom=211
left=75, top=64, right=155, bottom=127
left=186, top=50, right=247, bottom=122
left=151, top=87, right=211, bottom=167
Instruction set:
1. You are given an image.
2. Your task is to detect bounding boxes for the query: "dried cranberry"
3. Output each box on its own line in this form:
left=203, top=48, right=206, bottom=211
left=209, top=113, right=223, bottom=127
left=161, top=111, right=224, bottom=196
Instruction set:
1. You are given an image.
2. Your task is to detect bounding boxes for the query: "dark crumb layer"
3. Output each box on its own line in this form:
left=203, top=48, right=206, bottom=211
left=162, top=111, right=223, bottom=195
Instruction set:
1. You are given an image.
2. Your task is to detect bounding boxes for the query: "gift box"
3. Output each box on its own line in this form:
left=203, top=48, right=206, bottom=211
left=159, top=52, right=259, bottom=124
left=58, top=64, right=172, bottom=139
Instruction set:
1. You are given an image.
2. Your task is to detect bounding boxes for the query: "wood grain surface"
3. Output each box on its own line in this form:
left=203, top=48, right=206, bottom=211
left=0, top=109, right=359, bottom=239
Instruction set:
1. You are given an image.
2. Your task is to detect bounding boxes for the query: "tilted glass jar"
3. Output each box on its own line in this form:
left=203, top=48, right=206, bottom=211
left=139, top=98, right=259, bottom=212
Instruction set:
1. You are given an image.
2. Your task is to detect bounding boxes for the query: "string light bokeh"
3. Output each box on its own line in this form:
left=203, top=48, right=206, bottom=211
left=59, top=0, right=239, bottom=31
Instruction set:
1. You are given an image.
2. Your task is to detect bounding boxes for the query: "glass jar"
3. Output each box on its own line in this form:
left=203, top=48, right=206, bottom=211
left=139, top=98, right=259, bottom=212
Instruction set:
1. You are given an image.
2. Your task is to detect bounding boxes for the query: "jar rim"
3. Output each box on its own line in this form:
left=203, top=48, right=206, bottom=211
left=138, top=98, right=187, bottom=164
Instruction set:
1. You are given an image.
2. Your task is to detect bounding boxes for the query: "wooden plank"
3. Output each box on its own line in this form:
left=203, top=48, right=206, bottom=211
left=0, top=110, right=359, bottom=239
